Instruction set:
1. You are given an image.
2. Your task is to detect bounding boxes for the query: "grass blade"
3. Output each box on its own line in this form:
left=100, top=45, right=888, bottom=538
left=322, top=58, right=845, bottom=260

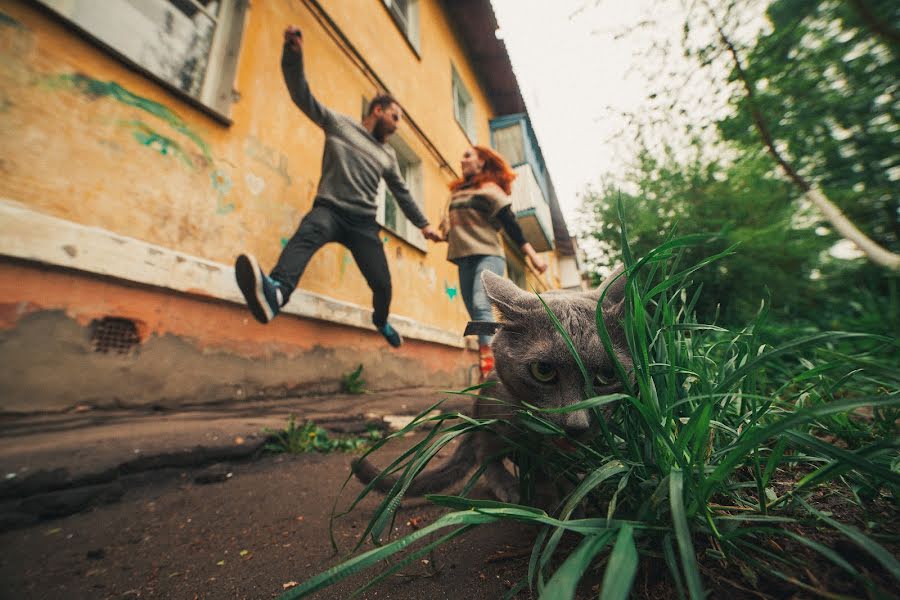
left=669, top=469, right=705, bottom=600
left=540, top=532, right=615, bottom=600
left=280, top=511, right=497, bottom=599
left=800, top=498, right=900, bottom=582
left=600, top=523, right=639, bottom=600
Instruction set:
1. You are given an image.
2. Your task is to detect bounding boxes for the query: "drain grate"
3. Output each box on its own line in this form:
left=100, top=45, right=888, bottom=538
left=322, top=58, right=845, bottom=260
left=90, top=317, right=142, bottom=355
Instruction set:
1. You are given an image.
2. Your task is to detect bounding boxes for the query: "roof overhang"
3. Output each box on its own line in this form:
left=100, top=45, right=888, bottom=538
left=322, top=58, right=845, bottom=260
left=439, top=0, right=526, bottom=116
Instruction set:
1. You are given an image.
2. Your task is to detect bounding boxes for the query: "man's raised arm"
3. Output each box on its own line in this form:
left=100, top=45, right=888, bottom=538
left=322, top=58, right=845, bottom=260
left=280, top=26, right=332, bottom=129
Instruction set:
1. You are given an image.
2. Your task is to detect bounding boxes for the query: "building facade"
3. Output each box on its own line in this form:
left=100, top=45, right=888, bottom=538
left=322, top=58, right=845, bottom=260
left=0, top=0, right=580, bottom=412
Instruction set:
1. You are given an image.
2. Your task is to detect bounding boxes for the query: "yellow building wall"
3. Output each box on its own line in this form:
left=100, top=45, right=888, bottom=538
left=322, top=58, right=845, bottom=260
left=0, top=0, right=556, bottom=339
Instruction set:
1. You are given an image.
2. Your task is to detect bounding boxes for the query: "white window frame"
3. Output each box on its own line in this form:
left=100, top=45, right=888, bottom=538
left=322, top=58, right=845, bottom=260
left=381, top=0, right=420, bottom=53
left=375, top=135, right=427, bottom=252
left=34, top=0, right=248, bottom=122
left=452, top=65, right=477, bottom=143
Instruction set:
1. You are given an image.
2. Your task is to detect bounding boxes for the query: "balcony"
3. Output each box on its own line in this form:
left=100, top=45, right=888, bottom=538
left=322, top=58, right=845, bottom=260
left=508, top=163, right=554, bottom=253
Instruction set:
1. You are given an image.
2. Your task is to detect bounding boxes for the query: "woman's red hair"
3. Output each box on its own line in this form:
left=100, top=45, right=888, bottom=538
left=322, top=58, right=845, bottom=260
left=449, top=145, right=517, bottom=195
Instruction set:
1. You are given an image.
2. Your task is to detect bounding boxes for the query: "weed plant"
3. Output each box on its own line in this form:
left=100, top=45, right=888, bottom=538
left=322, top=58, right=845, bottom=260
left=264, top=415, right=382, bottom=454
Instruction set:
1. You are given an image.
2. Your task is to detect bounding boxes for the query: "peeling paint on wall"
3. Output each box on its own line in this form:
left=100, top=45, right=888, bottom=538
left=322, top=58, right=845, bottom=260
left=211, top=169, right=233, bottom=195
left=245, top=172, right=265, bottom=196
left=245, top=136, right=292, bottom=187
left=211, top=170, right=235, bottom=215
left=418, top=263, right=437, bottom=290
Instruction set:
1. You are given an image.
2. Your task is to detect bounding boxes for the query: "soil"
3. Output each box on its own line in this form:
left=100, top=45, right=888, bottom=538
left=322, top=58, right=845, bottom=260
left=0, top=430, right=895, bottom=600
left=0, top=434, right=541, bottom=600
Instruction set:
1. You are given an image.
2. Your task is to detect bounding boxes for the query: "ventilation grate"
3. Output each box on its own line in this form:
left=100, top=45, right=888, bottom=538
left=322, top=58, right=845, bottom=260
left=91, top=317, right=141, bottom=355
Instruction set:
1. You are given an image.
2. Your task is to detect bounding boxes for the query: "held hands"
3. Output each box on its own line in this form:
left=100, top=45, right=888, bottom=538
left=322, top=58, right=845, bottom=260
left=284, top=26, right=303, bottom=52
left=420, top=225, right=444, bottom=242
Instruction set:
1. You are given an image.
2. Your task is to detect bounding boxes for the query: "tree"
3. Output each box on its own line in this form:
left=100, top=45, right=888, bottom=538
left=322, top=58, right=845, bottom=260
left=709, top=0, right=899, bottom=269
left=578, top=144, right=830, bottom=325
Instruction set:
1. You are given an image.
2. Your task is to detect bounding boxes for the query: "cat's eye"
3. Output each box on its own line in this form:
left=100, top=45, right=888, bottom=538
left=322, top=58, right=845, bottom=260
left=529, top=362, right=558, bottom=383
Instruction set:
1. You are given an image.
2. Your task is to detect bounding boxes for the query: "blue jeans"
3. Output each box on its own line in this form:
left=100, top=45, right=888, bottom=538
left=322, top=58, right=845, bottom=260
left=455, top=254, right=506, bottom=346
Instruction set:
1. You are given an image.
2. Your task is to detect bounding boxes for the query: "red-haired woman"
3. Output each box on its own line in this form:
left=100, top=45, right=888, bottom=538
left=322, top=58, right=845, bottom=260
left=443, top=145, right=548, bottom=378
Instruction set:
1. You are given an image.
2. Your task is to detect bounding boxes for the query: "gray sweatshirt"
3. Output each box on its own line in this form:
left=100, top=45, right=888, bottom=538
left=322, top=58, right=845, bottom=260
left=281, top=45, right=428, bottom=228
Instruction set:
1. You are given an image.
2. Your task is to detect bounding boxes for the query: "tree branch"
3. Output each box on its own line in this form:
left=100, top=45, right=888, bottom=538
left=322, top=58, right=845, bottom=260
left=847, top=0, right=900, bottom=47
left=706, top=3, right=900, bottom=270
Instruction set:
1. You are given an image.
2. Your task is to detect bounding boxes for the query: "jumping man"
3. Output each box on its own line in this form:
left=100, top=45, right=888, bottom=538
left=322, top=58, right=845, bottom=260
left=235, top=25, right=441, bottom=347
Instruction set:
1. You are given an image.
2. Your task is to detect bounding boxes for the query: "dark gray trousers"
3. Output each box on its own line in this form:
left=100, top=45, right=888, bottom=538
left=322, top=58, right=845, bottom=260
left=270, top=201, right=391, bottom=327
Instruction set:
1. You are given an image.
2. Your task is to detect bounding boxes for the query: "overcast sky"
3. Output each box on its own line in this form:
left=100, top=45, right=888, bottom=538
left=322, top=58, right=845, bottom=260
left=490, top=0, right=688, bottom=221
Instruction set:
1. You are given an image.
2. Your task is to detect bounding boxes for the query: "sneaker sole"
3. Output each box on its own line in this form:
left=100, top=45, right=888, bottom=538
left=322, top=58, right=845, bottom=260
left=235, top=254, right=273, bottom=324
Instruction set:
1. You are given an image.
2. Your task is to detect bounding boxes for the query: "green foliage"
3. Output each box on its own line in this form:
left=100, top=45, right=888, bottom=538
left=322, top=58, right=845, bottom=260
left=578, top=148, right=830, bottom=325
left=278, top=231, right=899, bottom=599
left=263, top=415, right=382, bottom=454
left=579, top=0, right=899, bottom=335
left=720, top=0, right=900, bottom=252
left=341, top=364, right=367, bottom=395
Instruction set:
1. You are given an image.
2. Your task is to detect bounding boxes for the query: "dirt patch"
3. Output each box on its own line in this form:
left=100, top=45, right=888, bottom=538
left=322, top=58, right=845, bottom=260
left=0, top=448, right=537, bottom=600
left=0, top=438, right=895, bottom=599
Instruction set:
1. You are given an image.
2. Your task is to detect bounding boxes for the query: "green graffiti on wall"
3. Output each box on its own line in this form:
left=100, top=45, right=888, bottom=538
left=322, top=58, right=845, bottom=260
left=0, top=11, right=25, bottom=30
left=43, top=73, right=212, bottom=163
left=120, top=119, right=196, bottom=168
left=444, top=280, right=458, bottom=301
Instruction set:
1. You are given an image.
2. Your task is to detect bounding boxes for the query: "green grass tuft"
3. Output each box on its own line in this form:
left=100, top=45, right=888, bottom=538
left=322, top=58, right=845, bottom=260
left=278, top=220, right=899, bottom=599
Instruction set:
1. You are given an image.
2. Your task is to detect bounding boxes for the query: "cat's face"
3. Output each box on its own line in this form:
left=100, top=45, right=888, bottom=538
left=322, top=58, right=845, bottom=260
left=483, top=268, right=632, bottom=435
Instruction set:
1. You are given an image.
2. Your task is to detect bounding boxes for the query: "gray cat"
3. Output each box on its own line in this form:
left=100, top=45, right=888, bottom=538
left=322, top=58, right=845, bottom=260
left=353, top=267, right=631, bottom=505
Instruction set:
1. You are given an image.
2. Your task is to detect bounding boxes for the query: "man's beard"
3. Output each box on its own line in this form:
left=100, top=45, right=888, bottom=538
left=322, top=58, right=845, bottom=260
left=372, top=120, right=390, bottom=142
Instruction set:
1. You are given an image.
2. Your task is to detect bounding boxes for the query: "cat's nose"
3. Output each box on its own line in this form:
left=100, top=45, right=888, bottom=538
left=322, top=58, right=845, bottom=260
left=562, top=410, right=591, bottom=433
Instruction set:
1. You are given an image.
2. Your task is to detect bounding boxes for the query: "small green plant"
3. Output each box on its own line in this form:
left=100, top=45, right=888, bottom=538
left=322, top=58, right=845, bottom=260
left=341, top=364, right=367, bottom=395
left=263, top=415, right=382, bottom=454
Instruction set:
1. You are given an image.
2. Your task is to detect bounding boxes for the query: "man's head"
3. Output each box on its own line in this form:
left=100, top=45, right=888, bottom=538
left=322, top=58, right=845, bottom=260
left=366, top=94, right=402, bottom=142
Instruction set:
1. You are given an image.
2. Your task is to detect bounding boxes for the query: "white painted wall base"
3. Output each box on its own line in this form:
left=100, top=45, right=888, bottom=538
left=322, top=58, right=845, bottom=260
left=0, top=199, right=471, bottom=348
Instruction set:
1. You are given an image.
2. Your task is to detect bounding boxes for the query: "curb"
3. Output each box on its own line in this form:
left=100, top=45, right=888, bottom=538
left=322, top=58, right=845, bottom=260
left=0, top=437, right=269, bottom=532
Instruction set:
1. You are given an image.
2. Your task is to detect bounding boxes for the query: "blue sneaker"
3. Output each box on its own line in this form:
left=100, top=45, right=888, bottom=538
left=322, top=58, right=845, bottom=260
left=235, top=254, right=281, bottom=324
left=376, top=322, right=403, bottom=348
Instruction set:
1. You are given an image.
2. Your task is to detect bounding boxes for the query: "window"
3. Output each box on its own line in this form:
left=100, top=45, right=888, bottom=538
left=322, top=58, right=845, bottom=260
left=35, top=0, right=247, bottom=120
left=375, top=136, right=427, bottom=252
left=492, top=122, right=527, bottom=167
left=452, top=66, right=477, bottom=142
left=382, top=0, right=420, bottom=52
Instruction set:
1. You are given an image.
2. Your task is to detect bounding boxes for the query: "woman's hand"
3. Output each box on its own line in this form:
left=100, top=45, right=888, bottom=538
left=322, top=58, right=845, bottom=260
left=530, top=254, right=548, bottom=274
left=521, top=243, right=548, bottom=274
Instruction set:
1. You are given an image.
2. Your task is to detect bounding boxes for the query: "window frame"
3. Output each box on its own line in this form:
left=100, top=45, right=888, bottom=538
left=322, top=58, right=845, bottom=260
left=374, top=134, right=427, bottom=253
left=451, top=64, right=477, bottom=143
left=381, top=0, right=420, bottom=56
left=32, top=0, right=248, bottom=125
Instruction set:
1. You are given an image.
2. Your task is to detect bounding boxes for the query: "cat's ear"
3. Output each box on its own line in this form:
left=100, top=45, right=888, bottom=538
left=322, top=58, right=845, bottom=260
left=482, top=270, right=540, bottom=322
left=591, top=265, right=627, bottom=317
